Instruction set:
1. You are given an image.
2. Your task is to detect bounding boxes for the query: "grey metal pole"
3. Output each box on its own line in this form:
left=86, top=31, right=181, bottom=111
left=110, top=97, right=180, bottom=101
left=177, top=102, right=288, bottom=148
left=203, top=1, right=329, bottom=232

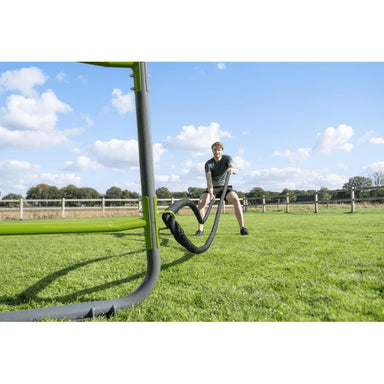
left=132, top=62, right=161, bottom=301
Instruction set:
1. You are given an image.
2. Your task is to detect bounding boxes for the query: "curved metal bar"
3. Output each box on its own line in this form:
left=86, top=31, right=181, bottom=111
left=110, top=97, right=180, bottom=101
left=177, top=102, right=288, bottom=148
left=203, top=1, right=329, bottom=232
left=0, top=62, right=161, bottom=321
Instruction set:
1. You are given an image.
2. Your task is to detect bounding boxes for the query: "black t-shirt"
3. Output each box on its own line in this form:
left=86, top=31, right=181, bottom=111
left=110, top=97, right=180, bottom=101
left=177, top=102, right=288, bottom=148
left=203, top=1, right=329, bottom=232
left=204, top=154, right=233, bottom=187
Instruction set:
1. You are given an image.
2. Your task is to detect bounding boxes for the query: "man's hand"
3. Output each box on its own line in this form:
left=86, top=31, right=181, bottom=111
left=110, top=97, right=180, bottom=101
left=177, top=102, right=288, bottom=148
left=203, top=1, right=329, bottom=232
left=208, top=188, right=215, bottom=201
left=227, top=167, right=238, bottom=175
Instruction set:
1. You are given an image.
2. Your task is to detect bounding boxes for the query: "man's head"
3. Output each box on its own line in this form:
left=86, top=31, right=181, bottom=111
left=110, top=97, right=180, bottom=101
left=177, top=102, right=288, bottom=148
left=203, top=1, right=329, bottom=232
left=211, top=142, right=224, bottom=151
left=211, top=142, right=224, bottom=161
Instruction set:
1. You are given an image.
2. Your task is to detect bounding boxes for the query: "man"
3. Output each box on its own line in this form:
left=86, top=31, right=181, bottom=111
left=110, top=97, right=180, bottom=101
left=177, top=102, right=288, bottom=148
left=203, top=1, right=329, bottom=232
left=195, top=141, right=249, bottom=236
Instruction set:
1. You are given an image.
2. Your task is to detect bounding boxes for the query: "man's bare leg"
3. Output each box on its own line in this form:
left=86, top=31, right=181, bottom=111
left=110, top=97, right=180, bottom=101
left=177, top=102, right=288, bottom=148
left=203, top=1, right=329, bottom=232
left=196, top=192, right=211, bottom=233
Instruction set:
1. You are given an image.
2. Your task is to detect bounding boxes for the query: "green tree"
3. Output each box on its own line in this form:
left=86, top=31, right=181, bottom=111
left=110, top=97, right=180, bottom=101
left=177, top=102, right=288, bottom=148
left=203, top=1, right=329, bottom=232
left=105, top=186, right=123, bottom=199
left=26, top=184, right=62, bottom=206
left=281, top=188, right=297, bottom=202
left=26, top=184, right=60, bottom=199
left=172, top=191, right=188, bottom=199
left=187, top=187, right=205, bottom=198
left=318, top=187, right=331, bottom=201
left=342, top=176, right=372, bottom=191
left=371, top=171, right=384, bottom=187
left=156, top=187, right=172, bottom=199
left=78, top=187, right=100, bottom=199
left=247, top=187, right=265, bottom=198
left=60, top=185, right=79, bottom=199
left=0, top=193, right=23, bottom=208
left=2, top=193, right=23, bottom=200
left=122, top=189, right=140, bottom=199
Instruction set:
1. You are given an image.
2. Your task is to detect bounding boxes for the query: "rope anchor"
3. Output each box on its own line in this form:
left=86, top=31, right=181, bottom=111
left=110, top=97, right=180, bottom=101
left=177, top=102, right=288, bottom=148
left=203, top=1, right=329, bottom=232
left=162, top=172, right=230, bottom=254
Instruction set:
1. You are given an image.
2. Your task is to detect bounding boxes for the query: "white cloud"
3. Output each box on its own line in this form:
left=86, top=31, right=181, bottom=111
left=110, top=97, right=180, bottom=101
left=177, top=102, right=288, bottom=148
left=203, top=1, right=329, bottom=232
left=156, top=174, right=180, bottom=184
left=336, top=163, right=349, bottom=170
left=0, top=159, right=81, bottom=196
left=92, top=139, right=139, bottom=170
left=163, top=122, right=232, bottom=156
left=71, top=147, right=84, bottom=154
left=65, top=156, right=103, bottom=171
left=55, top=71, right=66, bottom=82
left=153, top=143, right=166, bottom=163
left=217, top=63, right=226, bottom=70
left=357, top=130, right=375, bottom=144
left=111, top=88, right=135, bottom=115
left=370, top=137, right=384, bottom=144
left=180, top=160, right=205, bottom=175
left=0, top=160, right=40, bottom=195
left=1, top=89, right=72, bottom=131
left=38, top=173, right=82, bottom=188
left=233, top=148, right=252, bottom=169
left=362, top=161, right=384, bottom=173
left=272, top=147, right=312, bottom=163
left=314, top=124, right=353, bottom=153
left=0, top=67, right=47, bottom=97
left=80, top=113, right=94, bottom=127
left=233, top=155, right=252, bottom=169
left=244, top=167, right=348, bottom=191
left=79, top=139, right=165, bottom=171
left=0, top=84, right=74, bottom=149
left=0, top=126, right=71, bottom=149
left=91, top=139, right=165, bottom=171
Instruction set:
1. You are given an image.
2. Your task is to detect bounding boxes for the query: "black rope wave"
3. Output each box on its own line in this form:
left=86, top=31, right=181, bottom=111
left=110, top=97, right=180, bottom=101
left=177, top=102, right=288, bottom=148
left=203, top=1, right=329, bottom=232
left=162, top=172, right=230, bottom=254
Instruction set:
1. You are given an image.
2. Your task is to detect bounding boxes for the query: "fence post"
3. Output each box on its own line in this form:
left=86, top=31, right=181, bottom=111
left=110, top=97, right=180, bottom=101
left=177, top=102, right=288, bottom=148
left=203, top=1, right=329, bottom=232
left=286, top=192, right=290, bottom=213
left=263, top=195, right=266, bottom=213
left=315, top=192, right=318, bottom=214
left=20, top=198, right=24, bottom=220
left=62, top=198, right=66, bottom=218
left=102, top=197, right=105, bottom=217
left=351, top=187, right=355, bottom=213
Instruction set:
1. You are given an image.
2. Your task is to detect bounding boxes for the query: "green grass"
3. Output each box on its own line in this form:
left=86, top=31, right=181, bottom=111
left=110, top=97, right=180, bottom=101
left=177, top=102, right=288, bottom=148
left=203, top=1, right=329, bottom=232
left=0, top=208, right=383, bottom=321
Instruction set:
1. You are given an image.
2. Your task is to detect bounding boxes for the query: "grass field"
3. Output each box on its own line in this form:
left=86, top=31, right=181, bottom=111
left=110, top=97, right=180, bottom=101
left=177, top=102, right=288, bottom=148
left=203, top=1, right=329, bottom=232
left=0, top=207, right=383, bottom=321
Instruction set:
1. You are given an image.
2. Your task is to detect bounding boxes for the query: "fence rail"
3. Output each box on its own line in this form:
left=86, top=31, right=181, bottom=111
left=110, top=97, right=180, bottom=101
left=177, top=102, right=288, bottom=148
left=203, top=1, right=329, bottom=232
left=0, top=197, right=246, bottom=221
left=247, top=187, right=384, bottom=213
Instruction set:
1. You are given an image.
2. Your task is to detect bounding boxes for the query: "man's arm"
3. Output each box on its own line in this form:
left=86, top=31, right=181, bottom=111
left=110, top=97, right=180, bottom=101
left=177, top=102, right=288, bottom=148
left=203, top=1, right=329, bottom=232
left=205, top=172, right=215, bottom=199
left=228, top=162, right=238, bottom=175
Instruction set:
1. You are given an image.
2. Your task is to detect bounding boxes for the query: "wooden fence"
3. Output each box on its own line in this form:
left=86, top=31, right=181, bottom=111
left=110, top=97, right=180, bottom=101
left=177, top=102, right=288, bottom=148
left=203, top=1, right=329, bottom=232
left=1, top=186, right=383, bottom=221
left=0, top=197, right=246, bottom=221
left=247, top=187, right=384, bottom=213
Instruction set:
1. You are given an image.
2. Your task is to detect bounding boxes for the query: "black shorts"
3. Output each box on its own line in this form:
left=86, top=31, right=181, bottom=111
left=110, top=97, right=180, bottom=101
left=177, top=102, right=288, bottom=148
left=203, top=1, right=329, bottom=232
left=204, top=185, right=233, bottom=202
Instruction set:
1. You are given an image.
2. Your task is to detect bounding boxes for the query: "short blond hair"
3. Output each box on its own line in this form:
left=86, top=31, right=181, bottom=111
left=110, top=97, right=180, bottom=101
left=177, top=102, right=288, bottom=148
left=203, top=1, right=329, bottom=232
left=211, top=141, right=224, bottom=150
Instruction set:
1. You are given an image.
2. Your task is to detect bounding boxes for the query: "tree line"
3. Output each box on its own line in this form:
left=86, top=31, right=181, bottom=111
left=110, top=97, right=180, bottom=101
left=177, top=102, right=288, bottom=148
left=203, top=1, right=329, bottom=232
left=1, top=173, right=384, bottom=205
left=0, top=184, right=140, bottom=207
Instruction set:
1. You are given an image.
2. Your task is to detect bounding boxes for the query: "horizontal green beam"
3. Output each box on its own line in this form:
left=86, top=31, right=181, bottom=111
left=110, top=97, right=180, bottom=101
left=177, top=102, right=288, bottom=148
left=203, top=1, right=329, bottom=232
left=81, top=62, right=142, bottom=91
left=0, top=218, right=146, bottom=236
left=81, top=62, right=135, bottom=68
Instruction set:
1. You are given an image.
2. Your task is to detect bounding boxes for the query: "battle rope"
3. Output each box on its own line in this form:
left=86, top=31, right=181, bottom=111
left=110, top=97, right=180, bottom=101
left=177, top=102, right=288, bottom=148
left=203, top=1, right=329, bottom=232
left=162, top=171, right=230, bottom=254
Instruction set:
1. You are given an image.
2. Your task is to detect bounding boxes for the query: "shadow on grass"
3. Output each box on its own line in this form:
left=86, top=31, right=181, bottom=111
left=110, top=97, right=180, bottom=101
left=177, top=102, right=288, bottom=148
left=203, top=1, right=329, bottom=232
left=0, top=232, right=193, bottom=308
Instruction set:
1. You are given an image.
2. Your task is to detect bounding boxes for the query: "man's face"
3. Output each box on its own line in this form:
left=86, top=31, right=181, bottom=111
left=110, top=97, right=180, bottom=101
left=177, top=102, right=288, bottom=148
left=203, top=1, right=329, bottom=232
left=212, top=146, right=223, bottom=161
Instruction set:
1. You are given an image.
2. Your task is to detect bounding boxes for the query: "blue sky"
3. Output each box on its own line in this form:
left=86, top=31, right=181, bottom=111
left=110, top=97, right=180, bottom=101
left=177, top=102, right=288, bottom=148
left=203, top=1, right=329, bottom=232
left=1, top=61, right=384, bottom=197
